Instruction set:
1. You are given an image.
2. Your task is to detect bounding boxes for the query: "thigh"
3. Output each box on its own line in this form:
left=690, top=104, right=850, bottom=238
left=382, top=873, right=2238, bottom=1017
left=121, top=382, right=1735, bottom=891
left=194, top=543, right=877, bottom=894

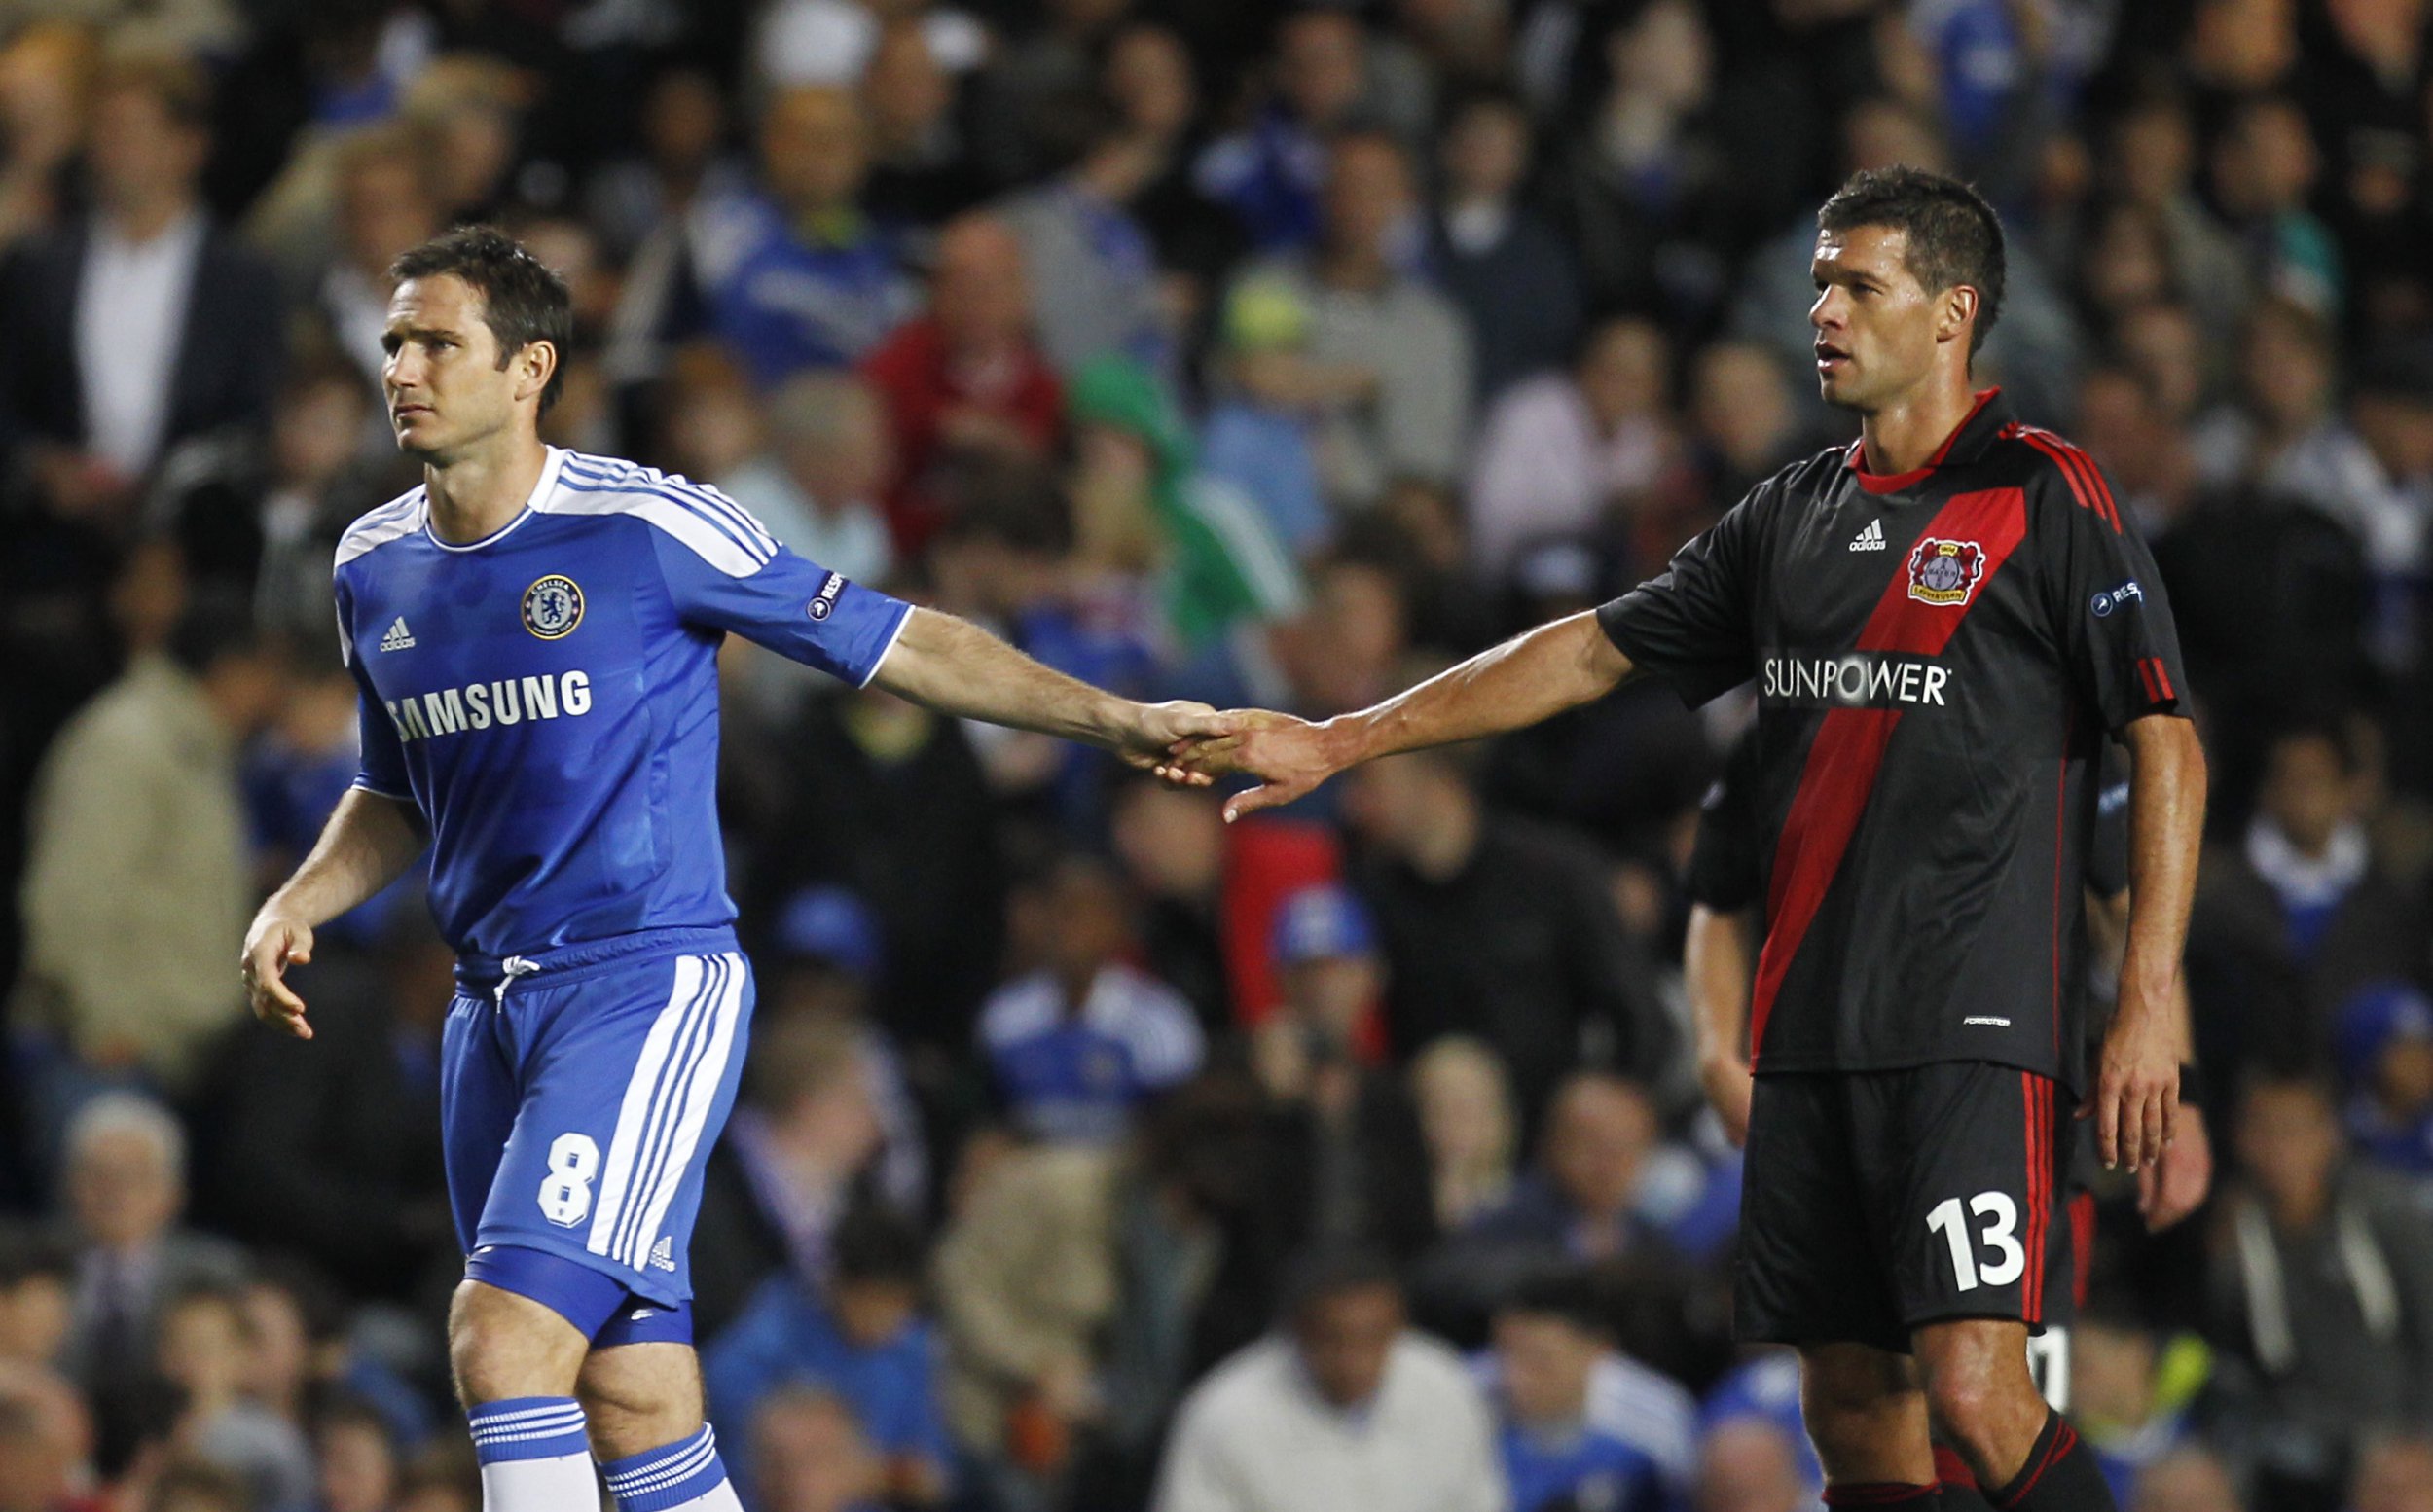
left=1737, top=1073, right=1907, bottom=1353
left=577, top=1340, right=706, bottom=1459
left=480, top=951, right=755, bottom=1306
left=441, top=992, right=522, bottom=1256
left=1870, top=1062, right=2068, bottom=1335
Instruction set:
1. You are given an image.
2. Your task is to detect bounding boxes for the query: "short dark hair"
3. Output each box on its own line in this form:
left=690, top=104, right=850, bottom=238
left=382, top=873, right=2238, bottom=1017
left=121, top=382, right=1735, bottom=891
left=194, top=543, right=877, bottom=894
left=166, top=591, right=272, bottom=676
left=1818, top=165, right=2007, bottom=357
left=389, top=226, right=572, bottom=414
left=1283, top=1246, right=1402, bottom=1325
left=1494, top=1266, right=1611, bottom=1338
left=831, top=1203, right=926, bottom=1288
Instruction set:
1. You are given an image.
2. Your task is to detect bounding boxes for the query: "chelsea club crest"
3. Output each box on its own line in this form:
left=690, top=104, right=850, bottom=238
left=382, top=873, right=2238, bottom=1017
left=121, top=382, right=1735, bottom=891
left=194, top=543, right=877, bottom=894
left=522, top=575, right=585, bottom=639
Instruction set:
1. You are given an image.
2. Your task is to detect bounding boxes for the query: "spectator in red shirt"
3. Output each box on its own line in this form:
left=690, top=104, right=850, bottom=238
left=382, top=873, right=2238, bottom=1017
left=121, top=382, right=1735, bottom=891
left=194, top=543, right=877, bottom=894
left=861, top=213, right=1064, bottom=554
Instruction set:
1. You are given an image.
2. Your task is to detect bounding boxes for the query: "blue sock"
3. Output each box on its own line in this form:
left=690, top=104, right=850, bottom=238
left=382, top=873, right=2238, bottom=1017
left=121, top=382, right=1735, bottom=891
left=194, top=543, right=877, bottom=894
left=600, top=1424, right=739, bottom=1512
left=467, top=1396, right=595, bottom=1510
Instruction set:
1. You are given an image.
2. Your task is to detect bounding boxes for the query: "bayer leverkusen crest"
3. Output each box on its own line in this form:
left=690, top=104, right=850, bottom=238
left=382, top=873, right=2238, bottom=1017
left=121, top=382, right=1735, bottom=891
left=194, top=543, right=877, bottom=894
left=1906, top=538, right=1986, bottom=606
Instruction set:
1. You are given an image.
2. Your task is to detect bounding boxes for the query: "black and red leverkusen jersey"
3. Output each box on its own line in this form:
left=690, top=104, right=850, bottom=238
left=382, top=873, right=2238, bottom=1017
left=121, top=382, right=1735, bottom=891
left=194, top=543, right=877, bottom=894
left=1598, top=389, right=2189, bottom=1095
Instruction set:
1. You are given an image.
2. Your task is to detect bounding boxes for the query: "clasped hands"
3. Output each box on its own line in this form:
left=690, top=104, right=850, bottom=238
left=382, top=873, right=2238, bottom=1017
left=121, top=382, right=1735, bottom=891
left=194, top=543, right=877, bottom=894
left=1133, top=704, right=1342, bottom=822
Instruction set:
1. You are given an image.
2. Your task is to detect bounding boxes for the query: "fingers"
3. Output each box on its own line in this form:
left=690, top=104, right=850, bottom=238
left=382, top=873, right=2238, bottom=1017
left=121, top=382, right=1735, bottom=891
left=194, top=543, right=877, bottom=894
left=1222, top=780, right=1301, bottom=824
left=2137, top=1158, right=2162, bottom=1223
left=2096, top=1079, right=2121, bottom=1170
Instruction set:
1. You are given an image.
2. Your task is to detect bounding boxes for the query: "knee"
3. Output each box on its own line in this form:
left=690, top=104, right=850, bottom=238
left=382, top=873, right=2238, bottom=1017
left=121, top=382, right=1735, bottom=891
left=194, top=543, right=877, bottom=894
left=1919, top=1347, right=2040, bottom=1464
left=1923, top=1370, right=2006, bottom=1451
left=449, top=1280, right=586, bottom=1407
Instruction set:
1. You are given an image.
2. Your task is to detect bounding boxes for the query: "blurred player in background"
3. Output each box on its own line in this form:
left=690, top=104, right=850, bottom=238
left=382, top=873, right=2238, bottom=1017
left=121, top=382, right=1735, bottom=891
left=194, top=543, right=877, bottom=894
left=238, top=226, right=1228, bottom=1512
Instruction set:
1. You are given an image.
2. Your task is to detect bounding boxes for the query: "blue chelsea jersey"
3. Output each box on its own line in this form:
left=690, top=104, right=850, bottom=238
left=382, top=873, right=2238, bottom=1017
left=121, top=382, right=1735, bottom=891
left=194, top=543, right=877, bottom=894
left=332, top=448, right=911, bottom=959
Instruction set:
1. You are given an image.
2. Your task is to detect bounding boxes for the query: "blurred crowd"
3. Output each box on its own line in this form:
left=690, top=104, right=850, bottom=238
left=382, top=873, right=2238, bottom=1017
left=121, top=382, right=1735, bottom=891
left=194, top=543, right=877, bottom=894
left=3, top=1, right=2433, bottom=1511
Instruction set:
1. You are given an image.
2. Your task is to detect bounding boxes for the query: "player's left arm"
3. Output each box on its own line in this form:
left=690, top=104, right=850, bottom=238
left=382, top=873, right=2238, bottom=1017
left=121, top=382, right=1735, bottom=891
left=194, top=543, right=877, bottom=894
left=2102, top=713, right=2206, bottom=1175
left=867, top=606, right=1236, bottom=775
left=2089, top=882, right=2212, bottom=1228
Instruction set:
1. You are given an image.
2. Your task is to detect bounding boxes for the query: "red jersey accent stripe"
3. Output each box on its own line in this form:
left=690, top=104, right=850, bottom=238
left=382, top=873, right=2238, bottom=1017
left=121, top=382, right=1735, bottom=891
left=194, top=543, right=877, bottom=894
left=2070, top=1190, right=2097, bottom=1310
left=2022, top=1072, right=2044, bottom=1320
left=2148, top=658, right=2176, bottom=702
left=1748, top=487, right=2032, bottom=1058
left=2016, top=427, right=2111, bottom=530
left=2135, top=658, right=2158, bottom=703
left=2016, top=430, right=2123, bottom=532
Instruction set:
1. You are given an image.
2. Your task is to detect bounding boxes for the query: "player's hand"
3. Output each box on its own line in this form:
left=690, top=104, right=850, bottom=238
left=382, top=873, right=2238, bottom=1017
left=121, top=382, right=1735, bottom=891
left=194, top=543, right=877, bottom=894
left=1698, top=1051, right=1755, bottom=1148
left=2137, top=1104, right=2212, bottom=1232
left=240, top=908, right=316, bottom=1040
left=2092, top=996, right=2177, bottom=1171
left=1165, top=709, right=1344, bottom=822
left=1126, top=701, right=1238, bottom=784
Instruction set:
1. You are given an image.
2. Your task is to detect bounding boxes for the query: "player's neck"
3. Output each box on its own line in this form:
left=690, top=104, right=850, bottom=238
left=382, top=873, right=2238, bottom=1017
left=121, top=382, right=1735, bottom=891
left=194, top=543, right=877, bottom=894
left=423, top=438, right=550, bottom=545
left=1856, top=369, right=1979, bottom=477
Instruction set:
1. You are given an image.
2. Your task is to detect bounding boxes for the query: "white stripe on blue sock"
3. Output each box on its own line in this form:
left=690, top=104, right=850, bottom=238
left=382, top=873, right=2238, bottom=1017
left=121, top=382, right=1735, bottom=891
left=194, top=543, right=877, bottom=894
left=600, top=1424, right=731, bottom=1512
left=467, top=1396, right=589, bottom=1464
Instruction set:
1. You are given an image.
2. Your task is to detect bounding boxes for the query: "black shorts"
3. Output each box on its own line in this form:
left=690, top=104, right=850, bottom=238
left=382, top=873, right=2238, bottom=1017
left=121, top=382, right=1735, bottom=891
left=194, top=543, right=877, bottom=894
left=1737, top=1062, right=2073, bottom=1353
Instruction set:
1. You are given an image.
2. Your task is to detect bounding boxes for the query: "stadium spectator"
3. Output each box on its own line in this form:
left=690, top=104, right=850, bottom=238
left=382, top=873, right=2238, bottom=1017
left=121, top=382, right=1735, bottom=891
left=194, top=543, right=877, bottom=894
left=152, top=1281, right=314, bottom=1512
left=692, top=1009, right=889, bottom=1341
left=858, top=20, right=993, bottom=230
left=717, top=373, right=897, bottom=586
left=2126, top=1447, right=2246, bottom=1512
left=2068, top=1307, right=2209, bottom=1504
left=0, top=23, right=89, bottom=250
left=0, top=53, right=282, bottom=523
left=0, top=1233, right=72, bottom=1370
left=1000, top=92, right=1171, bottom=380
left=750, top=1386, right=890, bottom=1512
left=704, top=1205, right=951, bottom=1510
left=2099, top=90, right=2253, bottom=343
left=1341, top=750, right=1669, bottom=1127
left=1217, top=129, right=1471, bottom=512
left=1428, top=90, right=1580, bottom=405
left=1252, top=884, right=1435, bottom=1264
left=977, top=854, right=1204, bottom=1145
left=1108, top=774, right=1233, bottom=1032
left=187, top=913, right=451, bottom=1300
left=1694, top=1415, right=1813, bottom=1512
left=17, top=596, right=285, bottom=1091
left=862, top=213, right=1065, bottom=553
left=2348, top=1436, right=2433, bottom=1512
left=933, top=1140, right=1121, bottom=1501
left=2209, top=1069, right=2433, bottom=1494
left=2208, top=93, right=2343, bottom=321
left=310, top=128, right=445, bottom=397
left=697, top=85, right=918, bottom=389
left=311, top=1395, right=398, bottom=1512
left=1193, top=11, right=1372, bottom=254
left=2191, top=717, right=2421, bottom=1062
left=1151, top=1248, right=1501, bottom=1512
left=2339, top=983, right=2433, bottom=1179
left=1466, top=316, right=1679, bottom=579
left=1477, top=1270, right=1682, bottom=1512
left=52, top=1094, right=243, bottom=1440
left=1410, top=1037, right=1520, bottom=1233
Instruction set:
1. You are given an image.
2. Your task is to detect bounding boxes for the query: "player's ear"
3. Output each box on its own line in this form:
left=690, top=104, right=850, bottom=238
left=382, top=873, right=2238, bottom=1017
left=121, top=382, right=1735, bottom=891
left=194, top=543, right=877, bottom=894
left=516, top=340, right=559, bottom=407
left=1939, top=285, right=1979, bottom=347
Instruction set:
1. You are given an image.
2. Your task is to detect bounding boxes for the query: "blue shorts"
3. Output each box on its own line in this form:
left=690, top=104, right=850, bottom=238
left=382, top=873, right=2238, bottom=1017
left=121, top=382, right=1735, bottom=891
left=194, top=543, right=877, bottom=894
left=443, top=927, right=753, bottom=1342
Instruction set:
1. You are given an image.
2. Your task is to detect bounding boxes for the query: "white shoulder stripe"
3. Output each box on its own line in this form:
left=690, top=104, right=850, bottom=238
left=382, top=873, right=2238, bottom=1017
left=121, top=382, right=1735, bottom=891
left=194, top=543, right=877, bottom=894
left=557, top=454, right=779, bottom=558
left=335, top=491, right=427, bottom=568
left=542, top=484, right=768, bottom=577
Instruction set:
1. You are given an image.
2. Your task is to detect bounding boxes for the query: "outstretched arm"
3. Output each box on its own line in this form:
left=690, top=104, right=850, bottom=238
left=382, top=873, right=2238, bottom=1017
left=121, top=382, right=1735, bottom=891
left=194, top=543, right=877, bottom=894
left=242, top=788, right=428, bottom=1038
left=1180, top=610, right=1637, bottom=820
left=868, top=606, right=1234, bottom=774
left=2096, top=713, right=2207, bottom=1173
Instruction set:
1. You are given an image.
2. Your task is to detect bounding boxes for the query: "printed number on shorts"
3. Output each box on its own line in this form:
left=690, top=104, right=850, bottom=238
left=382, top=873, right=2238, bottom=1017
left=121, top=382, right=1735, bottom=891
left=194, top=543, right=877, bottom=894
left=1926, top=1192, right=2025, bottom=1292
left=538, top=1133, right=600, bottom=1227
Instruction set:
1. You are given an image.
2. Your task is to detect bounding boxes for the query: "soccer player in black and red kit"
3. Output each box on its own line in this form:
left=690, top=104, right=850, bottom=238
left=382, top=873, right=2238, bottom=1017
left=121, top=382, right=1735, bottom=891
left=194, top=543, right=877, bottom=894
left=1168, top=166, right=2208, bottom=1511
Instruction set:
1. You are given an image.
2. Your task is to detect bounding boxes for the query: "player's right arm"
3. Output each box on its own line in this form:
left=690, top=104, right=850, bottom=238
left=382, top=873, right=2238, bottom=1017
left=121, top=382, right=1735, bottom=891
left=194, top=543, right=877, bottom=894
left=1184, top=610, right=1640, bottom=820
left=242, top=788, right=428, bottom=1038
left=1180, top=477, right=1768, bottom=820
left=1687, top=902, right=1757, bottom=1145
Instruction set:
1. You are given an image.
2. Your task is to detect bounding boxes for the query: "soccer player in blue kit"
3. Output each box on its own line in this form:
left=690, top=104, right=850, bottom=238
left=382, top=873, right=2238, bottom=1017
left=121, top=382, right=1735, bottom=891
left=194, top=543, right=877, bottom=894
left=238, top=227, right=1231, bottom=1512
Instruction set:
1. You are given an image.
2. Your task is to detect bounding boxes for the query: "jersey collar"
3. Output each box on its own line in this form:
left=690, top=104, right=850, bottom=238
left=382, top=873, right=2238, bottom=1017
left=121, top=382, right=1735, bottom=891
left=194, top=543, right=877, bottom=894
left=1845, top=387, right=2011, bottom=495
left=424, top=447, right=568, bottom=553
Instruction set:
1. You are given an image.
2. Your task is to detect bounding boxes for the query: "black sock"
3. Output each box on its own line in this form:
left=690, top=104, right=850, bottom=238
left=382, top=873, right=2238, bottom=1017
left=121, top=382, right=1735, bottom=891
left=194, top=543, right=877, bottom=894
left=1990, top=1411, right=2117, bottom=1511
left=1824, top=1485, right=1942, bottom=1506
left=1935, top=1444, right=1995, bottom=1511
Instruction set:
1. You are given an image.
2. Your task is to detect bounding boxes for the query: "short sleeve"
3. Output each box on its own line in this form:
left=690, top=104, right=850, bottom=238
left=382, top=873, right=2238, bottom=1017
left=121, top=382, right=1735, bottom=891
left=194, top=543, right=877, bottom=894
left=1595, top=488, right=1763, bottom=707
left=648, top=496, right=913, bottom=686
left=2043, top=465, right=2190, bottom=733
left=1684, top=733, right=1762, bottom=912
left=335, top=577, right=413, bottom=802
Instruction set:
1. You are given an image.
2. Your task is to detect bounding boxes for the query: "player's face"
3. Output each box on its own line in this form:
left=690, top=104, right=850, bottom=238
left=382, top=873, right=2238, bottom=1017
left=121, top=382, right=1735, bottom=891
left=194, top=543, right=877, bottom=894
left=1809, top=224, right=1959, bottom=413
left=381, top=274, right=535, bottom=462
